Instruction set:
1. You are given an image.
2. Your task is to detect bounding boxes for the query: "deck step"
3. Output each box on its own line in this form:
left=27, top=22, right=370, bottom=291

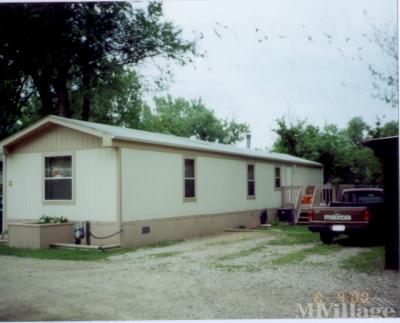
left=50, top=243, right=120, bottom=251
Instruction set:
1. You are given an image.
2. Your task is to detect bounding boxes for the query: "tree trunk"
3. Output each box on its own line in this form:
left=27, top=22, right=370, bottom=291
left=81, top=3, right=95, bottom=121
left=81, top=65, right=91, bottom=121
left=54, top=75, right=71, bottom=118
left=31, top=73, right=54, bottom=116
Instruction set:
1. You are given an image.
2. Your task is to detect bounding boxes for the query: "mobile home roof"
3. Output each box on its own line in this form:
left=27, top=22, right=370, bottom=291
left=0, top=115, right=322, bottom=168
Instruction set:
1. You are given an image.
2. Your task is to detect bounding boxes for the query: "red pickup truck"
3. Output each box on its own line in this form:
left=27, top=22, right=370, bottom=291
left=308, top=188, right=384, bottom=244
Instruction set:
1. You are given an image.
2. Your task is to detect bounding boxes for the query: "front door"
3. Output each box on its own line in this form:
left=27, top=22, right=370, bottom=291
left=285, top=167, right=293, bottom=187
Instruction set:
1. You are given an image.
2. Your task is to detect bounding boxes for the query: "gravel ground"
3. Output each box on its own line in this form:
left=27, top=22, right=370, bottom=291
left=0, top=231, right=399, bottom=321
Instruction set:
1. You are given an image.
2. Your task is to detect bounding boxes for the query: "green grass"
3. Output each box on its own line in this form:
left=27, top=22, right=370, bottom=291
left=270, top=225, right=311, bottom=234
left=261, top=225, right=384, bottom=272
left=211, top=225, right=319, bottom=263
left=264, top=226, right=321, bottom=245
left=149, top=251, right=181, bottom=258
left=0, top=239, right=183, bottom=261
left=267, top=234, right=320, bottom=245
left=206, top=235, right=254, bottom=247
left=212, top=226, right=337, bottom=271
left=212, top=247, right=336, bottom=272
left=216, top=243, right=267, bottom=261
left=0, top=243, right=130, bottom=261
left=256, top=224, right=320, bottom=245
left=340, top=246, right=384, bottom=273
left=271, top=244, right=341, bottom=265
left=212, top=225, right=382, bottom=272
left=256, top=225, right=310, bottom=233
left=264, top=226, right=341, bottom=265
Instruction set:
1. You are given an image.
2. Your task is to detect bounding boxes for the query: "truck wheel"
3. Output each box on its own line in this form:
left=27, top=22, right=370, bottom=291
left=320, top=232, right=333, bottom=244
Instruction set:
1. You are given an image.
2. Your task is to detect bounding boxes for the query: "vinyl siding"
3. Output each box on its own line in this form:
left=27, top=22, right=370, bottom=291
left=6, top=148, right=117, bottom=222
left=292, top=165, right=324, bottom=186
left=120, top=147, right=322, bottom=221
left=10, top=124, right=102, bottom=154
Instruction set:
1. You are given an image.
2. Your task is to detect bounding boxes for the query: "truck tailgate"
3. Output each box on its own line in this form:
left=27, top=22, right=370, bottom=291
left=312, top=206, right=367, bottom=223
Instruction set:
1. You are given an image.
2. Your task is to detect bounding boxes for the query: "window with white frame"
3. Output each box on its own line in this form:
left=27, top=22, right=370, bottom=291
left=44, top=155, right=72, bottom=200
left=184, top=158, right=196, bottom=199
left=274, top=166, right=281, bottom=189
left=247, top=164, right=255, bottom=197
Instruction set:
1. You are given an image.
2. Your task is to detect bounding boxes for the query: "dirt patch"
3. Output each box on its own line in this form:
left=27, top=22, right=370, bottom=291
left=0, top=231, right=399, bottom=320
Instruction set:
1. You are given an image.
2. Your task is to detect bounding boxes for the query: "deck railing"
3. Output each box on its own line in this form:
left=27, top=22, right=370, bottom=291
left=281, top=186, right=312, bottom=223
left=281, top=186, right=301, bottom=209
left=311, top=186, right=339, bottom=207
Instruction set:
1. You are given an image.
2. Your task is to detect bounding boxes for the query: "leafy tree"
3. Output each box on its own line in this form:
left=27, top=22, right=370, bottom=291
left=0, top=3, right=80, bottom=117
left=272, top=118, right=304, bottom=156
left=0, top=2, right=195, bottom=138
left=70, top=68, right=146, bottom=128
left=380, top=120, right=399, bottom=137
left=143, top=96, right=250, bottom=144
left=72, top=1, right=195, bottom=121
left=0, top=59, right=34, bottom=138
left=272, top=116, right=390, bottom=184
left=368, top=116, right=399, bottom=139
left=345, top=117, right=370, bottom=146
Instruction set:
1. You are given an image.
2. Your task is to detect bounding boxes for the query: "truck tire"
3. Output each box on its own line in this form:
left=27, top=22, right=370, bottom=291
left=320, top=232, right=333, bottom=244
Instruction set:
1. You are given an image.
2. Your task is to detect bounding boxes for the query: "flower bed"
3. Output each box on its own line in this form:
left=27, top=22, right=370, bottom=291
left=8, top=222, right=73, bottom=249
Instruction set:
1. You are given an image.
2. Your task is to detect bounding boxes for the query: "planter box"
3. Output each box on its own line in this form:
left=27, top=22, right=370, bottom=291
left=8, top=222, right=73, bottom=249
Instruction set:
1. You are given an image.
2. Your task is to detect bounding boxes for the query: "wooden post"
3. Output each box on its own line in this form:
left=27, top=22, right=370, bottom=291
left=364, top=137, right=399, bottom=271
left=86, top=221, right=91, bottom=245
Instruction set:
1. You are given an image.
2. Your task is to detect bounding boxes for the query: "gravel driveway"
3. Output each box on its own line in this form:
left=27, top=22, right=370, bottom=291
left=0, top=230, right=399, bottom=320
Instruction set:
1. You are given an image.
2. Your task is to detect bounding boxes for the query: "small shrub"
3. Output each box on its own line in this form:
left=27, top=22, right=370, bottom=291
left=271, top=218, right=280, bottom=226
left=38, top=215, right=69, bottom=224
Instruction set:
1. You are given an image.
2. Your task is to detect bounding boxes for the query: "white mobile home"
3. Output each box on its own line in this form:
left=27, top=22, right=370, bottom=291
left=0, top=116, right=323, bottom=247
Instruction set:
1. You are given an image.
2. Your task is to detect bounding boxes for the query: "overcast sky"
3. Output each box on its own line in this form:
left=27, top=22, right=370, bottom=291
left=140, top=0, right=398, bottom=149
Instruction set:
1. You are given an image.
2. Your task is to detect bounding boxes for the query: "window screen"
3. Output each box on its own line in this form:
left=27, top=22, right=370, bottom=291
left=274, top=167, right=281, bottom=189
left=184, top=159, right=195, bottom=198
left=44, top=156, right=72, bottom=200
left=247, top=164, right=255, bottom=197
